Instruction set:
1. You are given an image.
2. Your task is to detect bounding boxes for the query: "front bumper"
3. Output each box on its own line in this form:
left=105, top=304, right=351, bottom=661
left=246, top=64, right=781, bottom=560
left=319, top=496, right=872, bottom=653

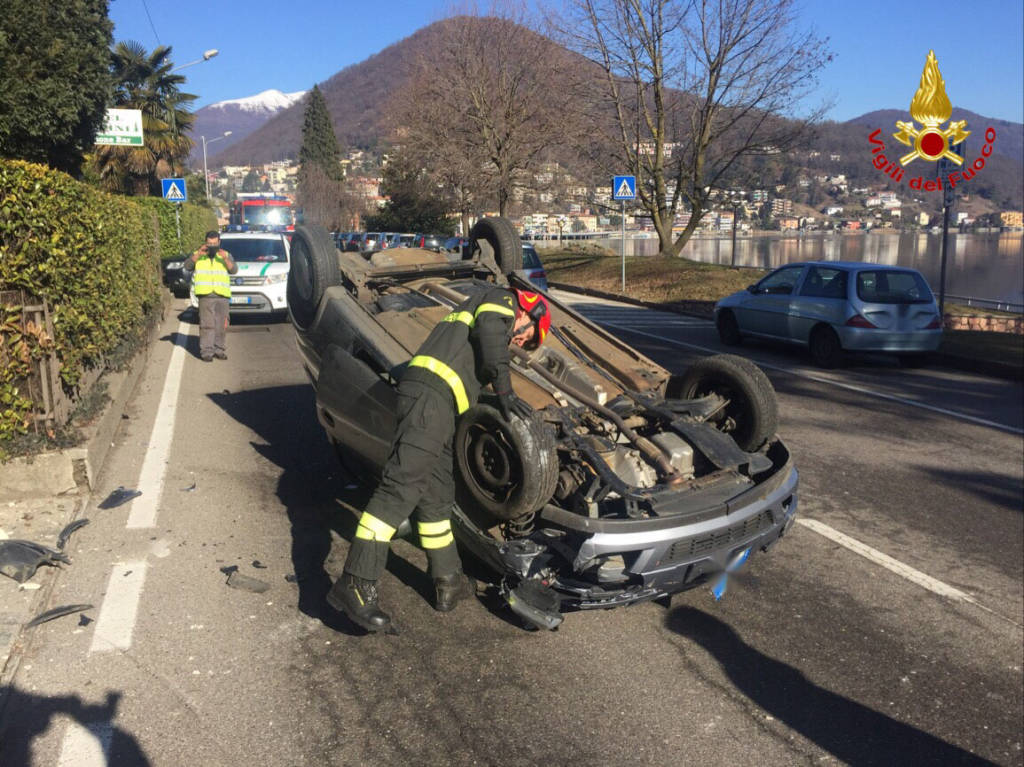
left=228, top=284, right=288, bottom=314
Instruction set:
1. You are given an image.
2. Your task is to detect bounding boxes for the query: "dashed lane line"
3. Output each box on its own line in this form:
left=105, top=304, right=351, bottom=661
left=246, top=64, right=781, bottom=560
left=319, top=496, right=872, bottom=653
left=88, top=561, right=148, bottom=653
left=797, top=518, right=1021, bottom=627
left=126, top=321, right=190, bottom=528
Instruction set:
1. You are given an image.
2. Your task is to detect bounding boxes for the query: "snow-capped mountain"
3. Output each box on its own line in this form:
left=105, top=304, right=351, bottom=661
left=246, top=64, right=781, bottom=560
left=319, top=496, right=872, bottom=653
left=209, top=89, right=307, bottom=114
left=187, top=89, right=307, bottom=166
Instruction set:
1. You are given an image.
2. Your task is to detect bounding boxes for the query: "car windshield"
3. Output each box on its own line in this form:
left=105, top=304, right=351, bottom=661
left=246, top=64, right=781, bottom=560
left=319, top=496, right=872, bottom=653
left=522, top=245, right=542, bottom=269
left=220, top=238, right=287, bottom=263
left=856, top=270, right=933, bottom=304
left=242, top=204, right=291, bottom=227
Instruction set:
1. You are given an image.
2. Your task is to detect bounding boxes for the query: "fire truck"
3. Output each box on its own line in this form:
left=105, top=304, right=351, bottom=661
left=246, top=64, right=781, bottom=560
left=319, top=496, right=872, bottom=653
left=227, top=194, right=294, bottom=232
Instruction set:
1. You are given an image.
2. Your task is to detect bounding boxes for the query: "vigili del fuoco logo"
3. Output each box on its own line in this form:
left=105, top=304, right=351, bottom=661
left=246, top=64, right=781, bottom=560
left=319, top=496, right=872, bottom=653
left=867, top=50, right=997, bottom=193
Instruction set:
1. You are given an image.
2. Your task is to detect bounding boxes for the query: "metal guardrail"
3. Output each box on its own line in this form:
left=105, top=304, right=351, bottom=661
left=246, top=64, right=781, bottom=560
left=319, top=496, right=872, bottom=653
left=943, top=294, right=1024, bottom=313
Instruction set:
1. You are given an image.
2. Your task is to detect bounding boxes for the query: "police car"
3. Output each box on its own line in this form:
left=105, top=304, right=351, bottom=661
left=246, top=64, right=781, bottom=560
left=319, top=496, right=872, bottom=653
left=190, top=231, right=291, bottom=316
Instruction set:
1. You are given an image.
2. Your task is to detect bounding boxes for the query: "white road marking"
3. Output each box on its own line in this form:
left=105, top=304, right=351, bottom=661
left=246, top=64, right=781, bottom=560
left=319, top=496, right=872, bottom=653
left=590, top=317, right=1022, bottom=436
left=57, top=720, right=112, bottom=767
left=797, top=518, right=1021, bottom=626
left=127, top=321, right=189, bottom=528
left=89, top=561, right=148, bottom=653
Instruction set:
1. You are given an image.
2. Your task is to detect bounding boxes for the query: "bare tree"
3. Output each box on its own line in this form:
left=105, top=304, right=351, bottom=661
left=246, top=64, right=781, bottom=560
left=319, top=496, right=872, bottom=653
left=297, top=164, right=349, bottom=230
left=391, top=8, right=580, bottom=228
left=556, top=0, right=830, bottom=255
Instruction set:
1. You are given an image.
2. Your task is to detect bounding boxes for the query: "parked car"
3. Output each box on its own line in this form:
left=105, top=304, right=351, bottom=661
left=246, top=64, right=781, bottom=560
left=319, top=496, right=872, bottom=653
left=443, top=236, right=469, bottom=256
left=189, top=231, right=291, bottom=317
left=161, top=254, right=191, bottom=297
left=413, top=233, right=447, bottom=252
left=286, top=217, right=798, bottom=629
left=714, top=261, right=943, bottom=367
left=360, top=232, right=385, bottom=255
left=518, top=242, right=548, bottom=291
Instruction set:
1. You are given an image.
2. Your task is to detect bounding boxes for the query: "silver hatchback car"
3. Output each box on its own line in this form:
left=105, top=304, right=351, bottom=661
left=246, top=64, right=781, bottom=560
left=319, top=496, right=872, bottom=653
left=714, top=261, right=943, bottom=367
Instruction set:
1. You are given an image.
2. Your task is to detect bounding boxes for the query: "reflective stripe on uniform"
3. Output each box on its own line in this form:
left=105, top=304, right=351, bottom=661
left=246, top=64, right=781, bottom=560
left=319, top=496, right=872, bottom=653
left=421, top=532, right=455, bottom=549
left=407, top=355, right=470, bottom=414
left=475, top=302, right=514, bottom=318
left=443, top=310, right=474, bottom=325
left=417, top=520, right=451, bottom=536
left=354, top=512, right=396, bottom=542
left=194, top=257, right=231, bottom=298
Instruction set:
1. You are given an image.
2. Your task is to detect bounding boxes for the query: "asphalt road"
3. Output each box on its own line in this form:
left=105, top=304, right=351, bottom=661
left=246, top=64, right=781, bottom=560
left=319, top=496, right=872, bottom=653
left=2, top=293, right=1020, bottom=766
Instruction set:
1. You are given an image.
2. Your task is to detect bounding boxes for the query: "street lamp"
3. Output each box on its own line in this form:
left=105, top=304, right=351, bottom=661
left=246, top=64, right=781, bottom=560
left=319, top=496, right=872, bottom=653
left=171, top=49, right=219, bottom=72
left=202, top=132, right=232, bottom=200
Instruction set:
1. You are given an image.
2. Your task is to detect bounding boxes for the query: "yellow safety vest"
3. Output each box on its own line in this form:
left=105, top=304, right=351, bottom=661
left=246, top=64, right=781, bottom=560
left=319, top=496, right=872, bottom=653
left=406, top=301, right=514, bottom=414
left=193, top=252, right=232, bottom=298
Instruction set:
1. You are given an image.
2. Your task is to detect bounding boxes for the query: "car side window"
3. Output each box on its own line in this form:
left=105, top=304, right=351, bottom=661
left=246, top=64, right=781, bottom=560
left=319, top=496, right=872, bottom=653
left=799, top=267, right=847, bottom=298
left=756, top=266, right=804, bottom=295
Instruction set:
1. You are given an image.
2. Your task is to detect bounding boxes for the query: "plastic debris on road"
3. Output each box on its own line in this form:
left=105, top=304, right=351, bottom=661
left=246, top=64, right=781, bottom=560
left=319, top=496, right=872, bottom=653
left=98, top=486, right=142, bottom=509
left=0, top=540, right=71, bottom=583
left=26, top=604, right=93, bottom=628
left=56, top=519, right=89, bottom=550
left=226, top=571, right=270, bottom=593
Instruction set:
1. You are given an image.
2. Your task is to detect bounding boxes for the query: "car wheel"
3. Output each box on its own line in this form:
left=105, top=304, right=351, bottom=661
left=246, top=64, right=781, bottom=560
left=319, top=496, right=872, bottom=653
left=673, top=354, right=778, bottom=452
left=287, top=225, right=341, bottom=331
left=716, top=311, right=742, bottom=345
left=454, top=403, right=558, bottom=521
left=810, top=326, right=844, bottom=368
left=468, top=217, right=524, bottom=275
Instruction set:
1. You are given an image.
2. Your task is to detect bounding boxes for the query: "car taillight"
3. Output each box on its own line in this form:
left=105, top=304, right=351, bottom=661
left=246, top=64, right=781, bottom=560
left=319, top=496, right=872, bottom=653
left=845, top=314, right=877, bottom=328
left=925, top=315, right=943, bottom=329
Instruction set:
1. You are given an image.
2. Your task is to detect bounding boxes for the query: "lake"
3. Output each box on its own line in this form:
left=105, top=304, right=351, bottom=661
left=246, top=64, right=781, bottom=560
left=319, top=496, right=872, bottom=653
left=568, top=232, right=1024, bottom=309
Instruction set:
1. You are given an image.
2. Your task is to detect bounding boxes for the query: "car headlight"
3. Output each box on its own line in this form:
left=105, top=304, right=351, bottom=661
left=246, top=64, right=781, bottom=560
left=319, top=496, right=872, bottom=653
left=264, top=273, right=287, bottom=284
left=165, top=261, right=184, bottom=270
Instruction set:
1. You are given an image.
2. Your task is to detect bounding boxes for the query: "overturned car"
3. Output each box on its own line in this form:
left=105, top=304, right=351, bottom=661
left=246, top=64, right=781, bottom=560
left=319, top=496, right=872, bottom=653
left=287, top=218, right=798, bottom=629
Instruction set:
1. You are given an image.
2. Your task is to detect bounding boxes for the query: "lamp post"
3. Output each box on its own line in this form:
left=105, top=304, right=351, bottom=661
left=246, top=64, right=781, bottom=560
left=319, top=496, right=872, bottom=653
left=202, top=132, right=232, bottom=201
left=166, top=50, right=220, bottom=172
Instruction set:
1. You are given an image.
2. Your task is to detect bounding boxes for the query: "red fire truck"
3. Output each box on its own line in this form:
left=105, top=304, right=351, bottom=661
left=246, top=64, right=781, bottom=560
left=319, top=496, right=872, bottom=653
left=228, top=194, right=294, bottom=232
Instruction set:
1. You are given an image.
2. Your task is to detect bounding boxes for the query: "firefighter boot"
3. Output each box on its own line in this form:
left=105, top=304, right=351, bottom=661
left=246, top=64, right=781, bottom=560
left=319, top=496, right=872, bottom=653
left=327, top=573, right=392, bottom=632
left=434, top=572, right=476, bottom=612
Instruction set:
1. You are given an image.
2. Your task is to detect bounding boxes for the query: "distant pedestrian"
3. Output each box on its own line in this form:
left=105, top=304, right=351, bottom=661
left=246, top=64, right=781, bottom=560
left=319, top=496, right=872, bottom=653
left=183, top=231, right=237, bottom=361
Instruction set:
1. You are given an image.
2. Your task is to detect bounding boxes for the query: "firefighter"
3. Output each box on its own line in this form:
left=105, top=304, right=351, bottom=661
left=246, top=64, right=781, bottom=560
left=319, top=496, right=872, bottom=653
left=327, top=287, right=551, bottom=632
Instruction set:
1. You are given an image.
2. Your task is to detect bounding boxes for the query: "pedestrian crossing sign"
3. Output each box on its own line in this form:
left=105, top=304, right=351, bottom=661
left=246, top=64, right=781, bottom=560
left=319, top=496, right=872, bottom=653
left=161, top=178, right=187, bottom=202
left=612, top=175, right=636, bottom=200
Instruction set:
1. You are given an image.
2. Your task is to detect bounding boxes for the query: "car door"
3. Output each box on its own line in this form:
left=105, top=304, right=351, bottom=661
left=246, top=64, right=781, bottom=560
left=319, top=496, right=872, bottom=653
left=789, top=266, right=849, bottom=342
left=734, top=265, right=807, bottom=339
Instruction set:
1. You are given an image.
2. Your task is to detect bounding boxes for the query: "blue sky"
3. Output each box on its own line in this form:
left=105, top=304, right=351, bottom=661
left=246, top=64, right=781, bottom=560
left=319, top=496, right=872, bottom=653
left=109, top=0, right=1024, bottom=123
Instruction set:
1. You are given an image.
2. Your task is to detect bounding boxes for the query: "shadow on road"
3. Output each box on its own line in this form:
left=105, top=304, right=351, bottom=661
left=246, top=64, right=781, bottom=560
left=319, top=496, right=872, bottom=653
left=0, top=687, right=150, bottom=765
left=208, top=384, right=447, bottom=635
left=666, top=606, right=993, bottom=766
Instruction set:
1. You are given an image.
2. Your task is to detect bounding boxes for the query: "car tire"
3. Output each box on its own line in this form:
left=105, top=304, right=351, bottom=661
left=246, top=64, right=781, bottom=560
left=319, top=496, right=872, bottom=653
left=716, top=311, right=742, bottom=346
left=454, top=403, right=558, bottom=521
left=809, top=326, right=844, bottom=368
left=673, top=354, right=778, bottom=452
left=468, top=217, right=523, bottom=275
left=287, top=224, right=341, bottom=331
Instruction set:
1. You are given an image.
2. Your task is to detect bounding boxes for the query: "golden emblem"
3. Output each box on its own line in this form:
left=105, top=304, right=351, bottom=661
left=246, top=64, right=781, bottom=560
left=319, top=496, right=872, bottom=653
left=893, top=50, right=970, bottom=166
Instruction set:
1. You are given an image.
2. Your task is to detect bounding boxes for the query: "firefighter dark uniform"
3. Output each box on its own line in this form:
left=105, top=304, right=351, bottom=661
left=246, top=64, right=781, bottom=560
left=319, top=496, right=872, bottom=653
left=329, top=286, right=521, bottom=630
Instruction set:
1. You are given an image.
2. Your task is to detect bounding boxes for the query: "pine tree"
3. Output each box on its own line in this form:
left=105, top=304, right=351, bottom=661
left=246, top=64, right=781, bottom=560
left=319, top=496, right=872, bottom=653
left=297, top=85, right=344, bottom=226
left=298, top=86, right=342, bottom=182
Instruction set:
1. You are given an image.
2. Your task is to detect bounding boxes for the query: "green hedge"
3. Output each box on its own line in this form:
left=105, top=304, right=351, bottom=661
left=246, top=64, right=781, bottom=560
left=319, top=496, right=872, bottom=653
left=136, top=197, right=217, bottom=260
left=0, top=159, right=213, bottom=444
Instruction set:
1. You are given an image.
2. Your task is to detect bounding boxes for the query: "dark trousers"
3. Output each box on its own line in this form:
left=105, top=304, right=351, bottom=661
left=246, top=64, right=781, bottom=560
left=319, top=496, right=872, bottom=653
left=344, top=378, right=461, bottom=581
left=198, top=294, right=229, bottom=357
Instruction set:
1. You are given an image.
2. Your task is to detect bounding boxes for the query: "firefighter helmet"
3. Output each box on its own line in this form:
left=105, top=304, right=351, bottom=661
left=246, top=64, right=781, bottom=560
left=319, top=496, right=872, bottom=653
left=515, top=290, right=550, bottom=348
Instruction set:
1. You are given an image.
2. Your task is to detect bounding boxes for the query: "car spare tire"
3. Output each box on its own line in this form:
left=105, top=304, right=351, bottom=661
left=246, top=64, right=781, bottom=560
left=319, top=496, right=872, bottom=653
left=673, top=354, right=778, bottom=452
left=468, top=216, right=523, bottom=275
left=287, top=224, right=341, bottom=331
left=454, top=403, right=558, bottom=521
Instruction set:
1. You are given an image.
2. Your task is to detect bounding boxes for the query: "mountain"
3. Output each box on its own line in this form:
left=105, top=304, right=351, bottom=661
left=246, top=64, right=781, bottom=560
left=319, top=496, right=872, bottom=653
left=187, top=89, right=306, bottom=164
left=209, top=19, right=1022, bottom=208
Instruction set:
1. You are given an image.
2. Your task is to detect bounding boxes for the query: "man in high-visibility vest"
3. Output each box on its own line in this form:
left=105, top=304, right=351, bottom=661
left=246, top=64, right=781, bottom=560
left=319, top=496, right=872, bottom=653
left=183, top=231, right=237, bottom=362
left=328, top=287, right=552, bottom=632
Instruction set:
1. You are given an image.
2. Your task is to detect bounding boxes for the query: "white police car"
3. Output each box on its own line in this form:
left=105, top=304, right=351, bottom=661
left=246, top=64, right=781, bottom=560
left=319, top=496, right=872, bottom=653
left=190, top=232, right=291, bottom=316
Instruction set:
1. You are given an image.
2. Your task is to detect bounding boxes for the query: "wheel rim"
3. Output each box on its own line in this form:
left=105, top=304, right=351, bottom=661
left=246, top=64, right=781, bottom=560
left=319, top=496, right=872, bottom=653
left=462, top=422, right=521, bottom=503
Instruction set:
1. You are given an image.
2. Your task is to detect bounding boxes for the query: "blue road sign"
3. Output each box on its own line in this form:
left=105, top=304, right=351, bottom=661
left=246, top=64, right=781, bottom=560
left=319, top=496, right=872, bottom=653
left=161, top=178, right=187, bottom=202
left=612, top=175, right=636, bottom=200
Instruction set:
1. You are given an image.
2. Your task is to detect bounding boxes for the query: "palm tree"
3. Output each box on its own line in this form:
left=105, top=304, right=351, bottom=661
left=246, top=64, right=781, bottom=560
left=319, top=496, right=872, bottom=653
left=92, top=41, right=196, bottom=195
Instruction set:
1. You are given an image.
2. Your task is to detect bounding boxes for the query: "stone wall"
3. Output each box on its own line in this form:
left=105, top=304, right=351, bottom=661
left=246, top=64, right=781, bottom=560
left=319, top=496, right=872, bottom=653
left=945, top=314, right=1023, bottom=335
